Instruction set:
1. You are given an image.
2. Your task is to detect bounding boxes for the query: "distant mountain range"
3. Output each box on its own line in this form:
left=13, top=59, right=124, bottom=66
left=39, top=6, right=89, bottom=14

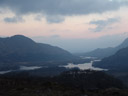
left=0, top=35, right=75, bottom=63
left=82, top=38, right=128, bottom=58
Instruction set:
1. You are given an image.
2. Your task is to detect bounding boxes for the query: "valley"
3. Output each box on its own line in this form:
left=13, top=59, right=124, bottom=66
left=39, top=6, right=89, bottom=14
left=0, top=35, right=128, bottom=96
left=1, top=1, right=128, bottom=95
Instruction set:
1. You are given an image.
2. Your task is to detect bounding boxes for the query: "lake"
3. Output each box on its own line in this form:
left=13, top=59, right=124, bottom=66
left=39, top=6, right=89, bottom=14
left=0, top=59, right=107, bottom=75
left=65, top=60, right=108, bottom=71
left=20, top=66, right=42, bottom=71
left=0, top=66, right=42, bottom=74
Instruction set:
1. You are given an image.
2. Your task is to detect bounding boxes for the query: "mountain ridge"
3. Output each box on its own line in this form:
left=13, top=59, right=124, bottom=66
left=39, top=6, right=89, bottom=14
left=93, top=46, right=128, bottom=70
left=0, top=35, right=75, bottom=63
left=82, top=38, right=128, bottom=58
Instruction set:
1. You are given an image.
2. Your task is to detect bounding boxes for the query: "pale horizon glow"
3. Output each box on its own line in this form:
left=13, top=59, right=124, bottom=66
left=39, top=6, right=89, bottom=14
left=0, top=0, right=128, bottom=52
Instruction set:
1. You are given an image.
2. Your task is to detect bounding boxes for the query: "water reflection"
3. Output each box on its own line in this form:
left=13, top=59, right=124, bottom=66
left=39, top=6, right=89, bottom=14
left=65, top=60, right=108, bottom=71
left=20, top=66, right=42, bottom=71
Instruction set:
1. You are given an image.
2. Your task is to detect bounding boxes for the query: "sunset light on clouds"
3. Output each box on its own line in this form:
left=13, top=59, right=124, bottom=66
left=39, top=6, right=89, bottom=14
left=0, top=0, right=128, bottom=52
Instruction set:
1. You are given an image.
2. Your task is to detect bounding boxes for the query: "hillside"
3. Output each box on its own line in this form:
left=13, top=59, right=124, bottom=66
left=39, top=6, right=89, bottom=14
left=0, top=35, right=75, bottom=63
left=0, top=70, right=125, bottom=96
left=82, top=38, right=128, bottom=58
left=93, top=46, right=128, bottom=86
left=93, top=46, right=128, bottom=70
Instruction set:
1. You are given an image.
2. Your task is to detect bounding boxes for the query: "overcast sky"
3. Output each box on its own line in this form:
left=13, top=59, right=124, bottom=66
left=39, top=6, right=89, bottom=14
left=0, top=0, right=128, bottom=53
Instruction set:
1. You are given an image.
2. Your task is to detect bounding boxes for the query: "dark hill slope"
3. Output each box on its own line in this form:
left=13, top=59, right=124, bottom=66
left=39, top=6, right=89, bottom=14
left=93, top=46, right=128, bottom=70
left=0, top=35, right=75, bottom=62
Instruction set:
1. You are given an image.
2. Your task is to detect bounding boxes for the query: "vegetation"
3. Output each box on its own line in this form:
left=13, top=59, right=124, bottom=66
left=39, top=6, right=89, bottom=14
left=0, top=69, right=126, bottom=96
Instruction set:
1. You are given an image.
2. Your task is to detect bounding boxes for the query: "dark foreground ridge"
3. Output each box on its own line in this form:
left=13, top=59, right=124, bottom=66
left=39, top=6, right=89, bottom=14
left=0, top=69, right=127, bottom=96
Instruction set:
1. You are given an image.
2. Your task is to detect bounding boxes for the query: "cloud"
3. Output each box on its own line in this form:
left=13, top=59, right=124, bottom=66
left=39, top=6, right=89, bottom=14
left=4, top=16, right=24, bottom=23
left=89, top=17, right=120, bottom=32
left=46, top=15, right=65, bottom=23
left=34, top=14, right=43, bottom=21
left=0, top=0, right=127, bottom=23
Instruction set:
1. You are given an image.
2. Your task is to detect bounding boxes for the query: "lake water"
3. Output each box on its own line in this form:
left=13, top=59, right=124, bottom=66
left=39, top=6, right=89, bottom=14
left=0, top=66, right=42, bottom=74
left=0, top=59, right=107, bottom=75
left=65, top=60, right=107, bottom=71
left=0, top=70, right=12, bottom=74
left=20, top=66, right=42, bottom=71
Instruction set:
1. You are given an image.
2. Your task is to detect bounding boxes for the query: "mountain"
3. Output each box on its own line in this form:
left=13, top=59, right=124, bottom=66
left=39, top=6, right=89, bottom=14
left=82, top=38, right=128, bottom=58
left=93, top=46, right=128, bottom=70
left=0, top=35, right=75, bottom=63
left=92, top=40, right=128, bottom=86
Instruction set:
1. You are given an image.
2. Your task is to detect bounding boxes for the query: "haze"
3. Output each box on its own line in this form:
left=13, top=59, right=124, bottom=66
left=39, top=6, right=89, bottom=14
left=0, top=0, right=128, bottom=53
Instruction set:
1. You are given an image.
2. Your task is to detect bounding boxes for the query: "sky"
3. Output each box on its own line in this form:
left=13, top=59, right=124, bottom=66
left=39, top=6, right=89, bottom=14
left=0, top=0, right=128, bottom=53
